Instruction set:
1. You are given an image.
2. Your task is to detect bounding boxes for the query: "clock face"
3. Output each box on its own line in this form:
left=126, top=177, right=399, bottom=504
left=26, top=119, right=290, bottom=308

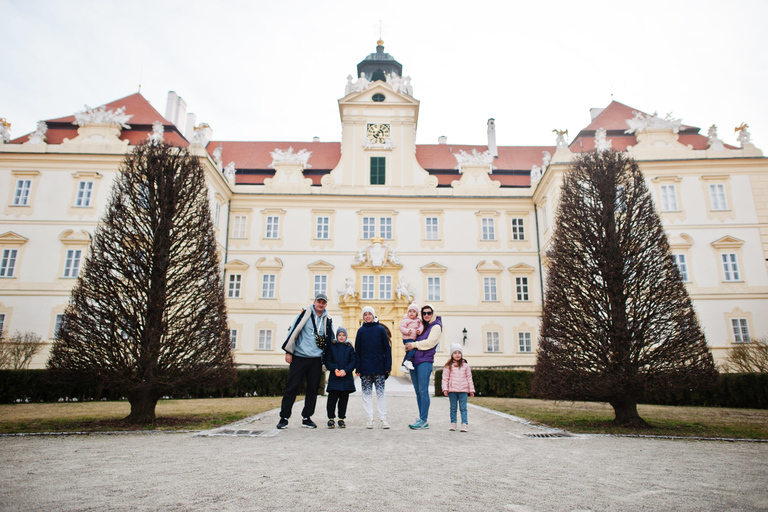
left=366, top=123, right=390, bottom=144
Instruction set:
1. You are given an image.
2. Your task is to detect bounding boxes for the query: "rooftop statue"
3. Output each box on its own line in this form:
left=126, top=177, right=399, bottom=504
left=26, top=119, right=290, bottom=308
left=223, top=162, right=236, bottom=181
left=28, top=121, right=48, bottom=145
left=73, top=105, right=132, bottom=129
left=595, top=127, right=612, bottom=152
left=454, top=148, right=496, bottom=170
left=707, top=125, right=725, bottom=151
left=269, top=147, right=312, bottom=168
left=351, top=72, right=370, bottom=93
left=625, top=111, right=682, bottom=134
left=735, top=123, right=752, bottom=147
left=0, top=118, right=10, bottom=143
left=553, top=129, right=569, bottom=148
left=148, top=121, right=164, bottom=144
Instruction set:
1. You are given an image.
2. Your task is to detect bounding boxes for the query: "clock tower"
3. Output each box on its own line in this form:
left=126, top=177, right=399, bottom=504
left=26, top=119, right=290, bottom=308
left=328, top=41, right=433, bottom=192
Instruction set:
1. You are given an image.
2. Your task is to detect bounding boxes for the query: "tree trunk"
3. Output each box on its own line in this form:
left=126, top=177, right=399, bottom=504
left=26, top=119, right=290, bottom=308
left=125, top=386, right=159, bottom=424
left=609, top=395, right=650, bottom=428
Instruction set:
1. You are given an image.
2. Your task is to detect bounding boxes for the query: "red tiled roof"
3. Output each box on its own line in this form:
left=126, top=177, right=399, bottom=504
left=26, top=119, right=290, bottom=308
left=8, top=93, right=188, bottom=147
left=415, top=144, right=556, bottom=170
left=208, top=141, right=341, bottom=170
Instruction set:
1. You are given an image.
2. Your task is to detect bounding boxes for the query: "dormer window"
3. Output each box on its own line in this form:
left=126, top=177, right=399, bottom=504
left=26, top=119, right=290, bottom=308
left=372, top=94, right=385, bottom=102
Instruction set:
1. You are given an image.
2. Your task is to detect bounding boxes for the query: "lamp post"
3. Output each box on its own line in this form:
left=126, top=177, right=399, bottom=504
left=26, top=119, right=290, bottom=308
left=462, top=328, right=467, bottom=345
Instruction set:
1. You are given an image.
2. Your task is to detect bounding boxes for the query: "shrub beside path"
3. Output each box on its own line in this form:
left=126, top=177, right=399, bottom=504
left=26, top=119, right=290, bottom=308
left=2, top=377, right=767, bottom=511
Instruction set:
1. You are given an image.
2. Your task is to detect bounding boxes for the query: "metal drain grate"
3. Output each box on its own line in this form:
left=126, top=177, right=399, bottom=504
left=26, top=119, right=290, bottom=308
left=523, top=432, right=572, bottom=439
left=213, top=429, right=266, bottom=437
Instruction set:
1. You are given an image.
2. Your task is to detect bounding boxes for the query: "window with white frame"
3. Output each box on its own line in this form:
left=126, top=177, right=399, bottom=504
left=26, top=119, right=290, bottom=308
left=709, top=184, right=728, bottom=211
left=672, top=254, right=689, bottom=282
left=0, top=249, right=18, bottom=278
left=510, top=218, right=525, bottom=240
left=379, top=275, right=392, bottom=300
left=261, top=274, right=276, bottom=298
left=486, top=331, right=501, bottom=352
left=0, top=313, right=5, bottom=334
left=379, top=217, right=392, bottom=239
left=53, top=314, right=66, bottom=339
left=361, top=275, right=375, bottom=300
left=481, top=218, right=495, bottom=240
left=425, top=217, right=439, bottom=240
left=316, top=216, right=330, bottom=239
left=721, top=253, right=740, bottom=281
left=731, top=318, right=750, bottom=343
left=63, top=249, right=82, bottom=278
left=483, top=277, right=497, bottom=301
left=265, top=216, right=280, bottom=239
left=229, top=329, right=238, bottom=350
left=13, top=180, right=31, bottom=206
left=515, top=277, right=530, bottom=301
left=227, top=274, right=242, bottom=298
left=232, top=215, right=247, bottom=239
left=427, top=276, right=441, bottom=301
left=362, top=217, right=376, bottom=239
left=258, top=329, right=273, bottom=350
left=75, top=181, right=94, bottom=207
left=660, top=184, right=678, bottom=211
left=314, top=275, right=327, bottom=297
left=213, top=201, right=221, bottom=228
left=518, top=332, right=532, bottom=353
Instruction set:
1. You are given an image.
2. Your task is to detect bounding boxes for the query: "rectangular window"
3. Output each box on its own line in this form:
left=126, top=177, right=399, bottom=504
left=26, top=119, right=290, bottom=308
left=361, top=275, right=375, bottom=300
left=515, top=277, right=529, bottom=301
left=362, top=217, right=375, bottom=239
left=481, top=218, right=495, bottom=240
left=75, top=181, right=94, bottom=207
left=261, top=274, right=276, bottom=299
left=232, top=215, right=247, bottom=239
left=672, top=254, right=689, bottom=282
left=425, top=217, right=439, bottom=240
left=731, top=318, right=750, bottom=343
left=0, top=313, right=5, bottom=334
left=510, top=218, right=525, bottom=240
left=660, top=184, right=678, bottom=211
left=214, top=201, right=221, bottom=228
left=370, top=157, right=386, bottom=185
left=258, top=329, right=273, bottom=350
left=227, top=274, right=242, bottom=298
left=483, top=277, right=497, bottom=301
left=54, top=314, right=66, bottom=339
left=314, top=275, right=327, bottom=297
left=316, top=216, right=329, bottom=239
left=229, top=329, right=238, bottom=350
left=709, top=184, right=728, bottom=211
left=63, top=249, right=82, bottom=278
left=13, top=180, right=31, bottom=206
left=265, top=216, right=280, bottom=239
left=721, top=253, right=740, bottom=281
left=0, top=249, right=18, bottom=278
left=379, top=217, right=392, bottom=239
left=486, top=331, right=501, bottom=353
left=518, top=332, right=532, bottom=353
left=379, top=275, right=392, bottom=300
left=427, top=276, right=441, bottom=301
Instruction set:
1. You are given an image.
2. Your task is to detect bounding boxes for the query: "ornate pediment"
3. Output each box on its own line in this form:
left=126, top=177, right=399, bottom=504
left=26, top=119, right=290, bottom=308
left=711, top=236, right=744, bottom=249
left=224, top=259, right=250, bottom=270
left=0, top=231, right=29, bottom=244
left=353, top=237, right=401, bottom=272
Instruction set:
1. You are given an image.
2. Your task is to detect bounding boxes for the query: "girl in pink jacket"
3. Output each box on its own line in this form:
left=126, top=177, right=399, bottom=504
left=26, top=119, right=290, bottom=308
left=399, top=302, right=423, bottom=372
left=441, top=343, right=475, bottom=432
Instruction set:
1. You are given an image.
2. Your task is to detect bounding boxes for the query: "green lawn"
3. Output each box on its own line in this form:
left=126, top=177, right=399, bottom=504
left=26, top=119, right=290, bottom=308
left=472, top=397, right=768, bottom=439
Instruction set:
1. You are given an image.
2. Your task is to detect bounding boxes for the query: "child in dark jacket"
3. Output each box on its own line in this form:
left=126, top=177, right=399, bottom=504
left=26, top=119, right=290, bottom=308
left=323, top=326, right=356, bottom=428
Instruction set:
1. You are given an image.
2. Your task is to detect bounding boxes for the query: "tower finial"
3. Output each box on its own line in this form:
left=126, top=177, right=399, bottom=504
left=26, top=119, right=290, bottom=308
left=377, top=20, right=384, bottom=46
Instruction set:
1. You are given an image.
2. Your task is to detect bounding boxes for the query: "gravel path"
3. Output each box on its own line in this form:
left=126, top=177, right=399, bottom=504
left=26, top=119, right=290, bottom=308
left=2, top=379, right=767, bottom=511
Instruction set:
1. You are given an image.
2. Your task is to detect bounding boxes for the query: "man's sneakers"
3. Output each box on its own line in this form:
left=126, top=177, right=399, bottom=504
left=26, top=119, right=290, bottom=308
left=366, top=418, right=374, bottom=429
left=301, top=417, right=317, bottom=429
left=381, top=419, right=390, bottom=429
left=276, top=418, right=289, bottom=429
left=337, top=419, right=346, bottom=428
left=327, top=419, right=335, bottom=429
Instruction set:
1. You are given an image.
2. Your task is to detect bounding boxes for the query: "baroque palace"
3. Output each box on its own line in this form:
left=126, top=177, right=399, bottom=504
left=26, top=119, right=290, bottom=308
left=1, top=41, right=767, bottom=373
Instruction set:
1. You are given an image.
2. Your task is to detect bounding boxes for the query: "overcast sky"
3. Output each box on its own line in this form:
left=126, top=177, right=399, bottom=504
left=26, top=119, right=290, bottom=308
left=3, top=0, right=766, bottom=149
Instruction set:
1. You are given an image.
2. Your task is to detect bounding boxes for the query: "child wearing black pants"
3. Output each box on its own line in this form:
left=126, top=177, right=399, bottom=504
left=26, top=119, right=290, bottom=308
left=324, top=326, right=356, bottom=428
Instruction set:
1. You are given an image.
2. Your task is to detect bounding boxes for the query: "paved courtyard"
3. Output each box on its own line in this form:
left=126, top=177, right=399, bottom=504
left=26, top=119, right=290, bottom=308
left=1, top=377, right=767, bottom=511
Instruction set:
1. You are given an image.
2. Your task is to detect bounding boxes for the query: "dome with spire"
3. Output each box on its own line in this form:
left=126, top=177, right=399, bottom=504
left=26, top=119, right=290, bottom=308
left=357, top=39, right=403, bottom=82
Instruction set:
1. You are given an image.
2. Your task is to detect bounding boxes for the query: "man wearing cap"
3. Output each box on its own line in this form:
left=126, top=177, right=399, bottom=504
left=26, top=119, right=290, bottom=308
left=277, top=293, right=334, bottom=429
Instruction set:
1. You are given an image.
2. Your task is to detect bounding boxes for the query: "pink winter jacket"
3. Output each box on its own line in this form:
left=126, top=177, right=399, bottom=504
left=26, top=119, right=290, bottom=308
left=441, top=363, right=475, bottom=394
left=399, top=316, right=423, bottom=340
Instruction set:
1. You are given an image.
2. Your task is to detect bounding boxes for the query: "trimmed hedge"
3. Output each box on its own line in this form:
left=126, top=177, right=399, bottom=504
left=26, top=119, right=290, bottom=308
left=0, top=369, right=325, bottom=403
left=434, top=369, right=767, bottom=409
left=435, top=369, right=533, bottom=398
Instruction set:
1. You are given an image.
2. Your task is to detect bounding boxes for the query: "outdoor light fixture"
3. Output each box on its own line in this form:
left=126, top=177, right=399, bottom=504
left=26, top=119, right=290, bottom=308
left=462, top=328, right=467, bottom=345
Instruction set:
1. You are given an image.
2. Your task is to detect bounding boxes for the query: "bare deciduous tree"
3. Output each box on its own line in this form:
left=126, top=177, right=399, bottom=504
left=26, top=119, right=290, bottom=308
left=48, top=141, right=235, bottom=423
left=532, top=150, right=718, bottom=427
left=0, top=330, right=45, bottom=369
left=721, top=337, right=768, bottom=373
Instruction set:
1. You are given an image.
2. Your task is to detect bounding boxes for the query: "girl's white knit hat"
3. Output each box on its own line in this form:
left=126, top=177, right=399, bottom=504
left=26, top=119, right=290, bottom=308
left=361, top=306, right=375, bottom=319
left=450, top=343, right=463, bottom=355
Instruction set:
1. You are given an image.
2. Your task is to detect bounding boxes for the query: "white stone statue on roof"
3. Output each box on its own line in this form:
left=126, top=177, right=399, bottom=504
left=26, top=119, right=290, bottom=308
left=0, top=118, right=11, bottom=143
left=734, top=123, right=751, bottom=147
left=191, top=123, right=213, bottom=146
left=553, top=129, right=569, bottom=148
left=223, top=161, right=236, bottom=181
left=345, top=74, right=354, bottom=96
left=405, top=76, right=413, bottom=96
left=707, top=125, right=725, bottom=151
left=148, top=121, right=164, bottom=144
left=530, top=165, right=542, bottom=184
left=212, top=144, right=223, bottom=168
left=73, top=105, right=132, bottom=129
left=454, top=148, right=496, bottom=170
left=624, top=111, right=682, bottom=134
left=595, top=127, right=612, bottom=152
left=541, top=151, right=552, bottom=169
left=351, top=72, right=370, bottom=93
left=386, top=72, right=408, bottom=94
left=269, top=147, right=312, bottom=168
left=28, top=121, right=48, bottom=145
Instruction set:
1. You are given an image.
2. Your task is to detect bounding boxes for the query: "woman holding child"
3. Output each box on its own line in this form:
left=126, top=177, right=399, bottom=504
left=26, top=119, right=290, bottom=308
left=404, top=304, right=442, bottom=430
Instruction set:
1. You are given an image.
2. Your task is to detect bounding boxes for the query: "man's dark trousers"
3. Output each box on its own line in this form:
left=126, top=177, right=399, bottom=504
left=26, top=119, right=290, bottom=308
left=280, top=355, right=323, bottom=419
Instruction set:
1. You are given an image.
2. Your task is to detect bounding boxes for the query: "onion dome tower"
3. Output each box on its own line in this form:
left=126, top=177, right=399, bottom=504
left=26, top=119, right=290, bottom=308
left=357, top=39, right=403, bottom=82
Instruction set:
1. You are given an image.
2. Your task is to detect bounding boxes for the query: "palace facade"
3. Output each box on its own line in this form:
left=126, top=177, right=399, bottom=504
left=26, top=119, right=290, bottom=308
left=2, top=42, right=767, bottom=372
